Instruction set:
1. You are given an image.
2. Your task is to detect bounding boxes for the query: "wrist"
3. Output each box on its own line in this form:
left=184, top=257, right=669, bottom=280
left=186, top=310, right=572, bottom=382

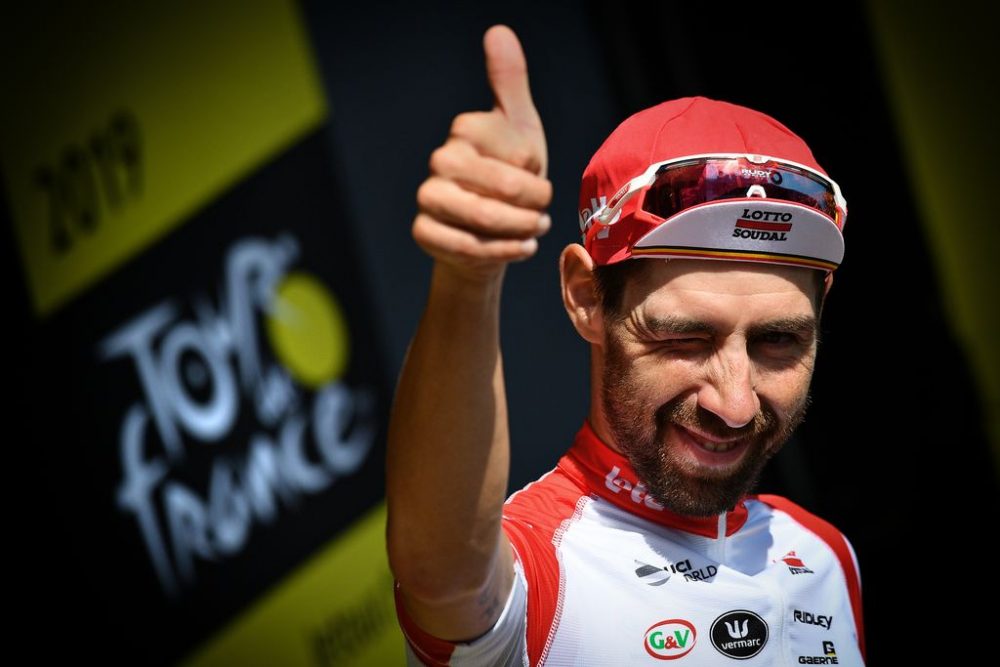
left=430, top=262, right=506, bottom=303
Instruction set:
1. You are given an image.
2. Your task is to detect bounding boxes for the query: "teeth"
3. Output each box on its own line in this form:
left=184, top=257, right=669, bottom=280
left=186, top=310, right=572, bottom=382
left=696, top=438, right=738, bottom=453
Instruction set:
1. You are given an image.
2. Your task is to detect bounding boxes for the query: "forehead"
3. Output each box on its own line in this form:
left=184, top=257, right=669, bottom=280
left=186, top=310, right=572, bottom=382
left=624, top=259, right=819, bottom=323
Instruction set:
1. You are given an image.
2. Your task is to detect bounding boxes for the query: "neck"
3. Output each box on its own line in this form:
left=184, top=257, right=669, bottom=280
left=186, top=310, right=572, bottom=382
left=588, top=343, right=624, bottom=454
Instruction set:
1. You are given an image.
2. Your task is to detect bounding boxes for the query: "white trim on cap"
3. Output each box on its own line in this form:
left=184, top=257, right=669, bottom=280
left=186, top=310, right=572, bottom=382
left=632, top=199, right=844, bottom=270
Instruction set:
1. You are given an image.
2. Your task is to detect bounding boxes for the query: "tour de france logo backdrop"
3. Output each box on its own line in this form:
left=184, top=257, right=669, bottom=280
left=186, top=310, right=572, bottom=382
left=17, top=131, right=393, bottom=665
left=1, top=3, right=400, bottom=665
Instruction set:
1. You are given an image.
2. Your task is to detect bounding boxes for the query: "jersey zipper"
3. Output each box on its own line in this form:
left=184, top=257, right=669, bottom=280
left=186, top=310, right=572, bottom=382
left=714, top=512, right=727, bottom=564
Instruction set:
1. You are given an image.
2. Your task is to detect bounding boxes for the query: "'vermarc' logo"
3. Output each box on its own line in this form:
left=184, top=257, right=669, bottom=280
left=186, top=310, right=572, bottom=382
left=710, top=610, right=768, bottom=659
left=643, top=619, right=696, bottom=660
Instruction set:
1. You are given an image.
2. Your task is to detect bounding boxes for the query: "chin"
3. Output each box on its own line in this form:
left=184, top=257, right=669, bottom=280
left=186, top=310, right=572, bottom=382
left=637, top=441, right=775, bottom=517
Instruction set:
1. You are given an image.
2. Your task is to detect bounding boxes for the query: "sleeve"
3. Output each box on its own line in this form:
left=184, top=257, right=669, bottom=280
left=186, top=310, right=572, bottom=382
left=393, top=469, right=581, bottom=666
left=394, top=555, right=529, bottom=667
left=840, top=532, right=865, bottom=656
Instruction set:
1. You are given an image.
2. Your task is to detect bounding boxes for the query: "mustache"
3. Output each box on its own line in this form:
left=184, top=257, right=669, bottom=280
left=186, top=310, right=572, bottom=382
left=654, top=396, right=779, bottom=442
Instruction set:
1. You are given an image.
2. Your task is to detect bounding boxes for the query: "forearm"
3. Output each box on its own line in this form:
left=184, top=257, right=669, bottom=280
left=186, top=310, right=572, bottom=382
left=386, top=25, right=547, bottom=642
left=386, top=263, right=512, bottom=605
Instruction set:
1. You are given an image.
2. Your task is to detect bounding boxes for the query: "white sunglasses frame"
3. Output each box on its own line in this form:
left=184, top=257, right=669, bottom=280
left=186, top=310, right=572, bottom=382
left=592, top=153, right=848, bottom=228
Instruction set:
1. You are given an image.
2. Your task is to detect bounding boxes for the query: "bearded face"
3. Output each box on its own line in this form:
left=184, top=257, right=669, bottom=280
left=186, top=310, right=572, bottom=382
left=592, top=260, right=821, bottom=518
left=601, top=326, right=811, bottom=516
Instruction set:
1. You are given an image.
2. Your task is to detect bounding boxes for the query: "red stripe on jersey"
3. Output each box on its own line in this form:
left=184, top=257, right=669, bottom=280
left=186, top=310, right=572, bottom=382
left=503, top=469, right=589, bottom=666
left=757, top=494, right=866, bottom=660
left=393, top=582, right=456, bottom=665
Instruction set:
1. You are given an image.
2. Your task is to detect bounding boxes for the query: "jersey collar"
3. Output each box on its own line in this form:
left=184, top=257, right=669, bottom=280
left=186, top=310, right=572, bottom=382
left=559, top=420, right=749, bottom=538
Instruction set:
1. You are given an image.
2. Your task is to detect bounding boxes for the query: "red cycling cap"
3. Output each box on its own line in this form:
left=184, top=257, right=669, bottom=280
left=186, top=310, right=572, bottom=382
left=578, top=96, right=844, bottom=269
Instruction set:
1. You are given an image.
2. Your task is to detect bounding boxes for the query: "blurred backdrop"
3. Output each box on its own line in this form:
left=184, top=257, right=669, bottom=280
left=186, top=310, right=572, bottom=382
left=3, top=1, right=997, bottom=664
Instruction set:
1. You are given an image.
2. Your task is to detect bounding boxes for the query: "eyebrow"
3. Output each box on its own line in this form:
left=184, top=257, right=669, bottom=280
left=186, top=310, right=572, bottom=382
left=746, top=316, right=818, bottom=339
left=640, top=315, right=818, bottom=338
left=642, top=316, right=718, bottom=336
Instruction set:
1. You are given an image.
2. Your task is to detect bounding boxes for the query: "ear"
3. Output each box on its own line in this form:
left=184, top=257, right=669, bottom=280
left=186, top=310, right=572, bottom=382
left=819, top=271, right=834, bottom=317
left=559, top=244, right=604, bottom=344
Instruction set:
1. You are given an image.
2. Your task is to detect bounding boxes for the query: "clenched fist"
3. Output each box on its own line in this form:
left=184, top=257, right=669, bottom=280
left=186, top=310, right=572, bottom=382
left=413, top=25, right=553, bottom=282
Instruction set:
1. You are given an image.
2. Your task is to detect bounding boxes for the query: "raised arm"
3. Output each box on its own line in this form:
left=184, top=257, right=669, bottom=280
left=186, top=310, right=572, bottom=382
left=385, top=25, right=552, bottom=642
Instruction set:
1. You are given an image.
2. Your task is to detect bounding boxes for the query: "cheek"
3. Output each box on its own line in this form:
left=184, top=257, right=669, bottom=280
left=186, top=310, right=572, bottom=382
left=626, top=355, right=702, bottom=406
left=757, top=369, right=813, bottom=416
left=754, top=346, right=817, bottom=405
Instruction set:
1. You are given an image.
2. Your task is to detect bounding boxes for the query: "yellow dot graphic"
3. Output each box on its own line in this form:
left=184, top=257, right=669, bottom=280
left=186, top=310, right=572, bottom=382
left=264, top=271, right=349, bottom=388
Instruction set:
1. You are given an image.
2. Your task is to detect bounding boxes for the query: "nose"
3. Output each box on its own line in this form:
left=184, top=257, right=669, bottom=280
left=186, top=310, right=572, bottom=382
left=697, top=340, right=760, bottom=428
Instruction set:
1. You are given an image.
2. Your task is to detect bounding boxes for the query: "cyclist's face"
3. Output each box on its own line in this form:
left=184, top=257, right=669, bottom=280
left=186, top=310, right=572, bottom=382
left=596, top=259, right=820, bottom=516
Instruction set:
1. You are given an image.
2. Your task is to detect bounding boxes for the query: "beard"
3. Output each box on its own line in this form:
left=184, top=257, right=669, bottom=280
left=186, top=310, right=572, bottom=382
left=600, top=332, right=811, bottom=518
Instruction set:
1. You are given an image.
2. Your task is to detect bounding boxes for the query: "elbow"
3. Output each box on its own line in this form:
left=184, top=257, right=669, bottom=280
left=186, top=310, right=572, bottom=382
left=386, top=526, right=498, bottom=606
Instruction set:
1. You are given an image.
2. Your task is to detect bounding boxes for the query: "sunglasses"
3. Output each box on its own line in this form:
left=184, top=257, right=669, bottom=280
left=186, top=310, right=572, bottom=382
left=590, top=153, right=847, bottom=232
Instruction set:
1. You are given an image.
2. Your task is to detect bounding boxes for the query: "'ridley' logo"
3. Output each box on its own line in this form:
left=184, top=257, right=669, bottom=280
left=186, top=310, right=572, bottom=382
left=793, top=610, right=833, bottom=630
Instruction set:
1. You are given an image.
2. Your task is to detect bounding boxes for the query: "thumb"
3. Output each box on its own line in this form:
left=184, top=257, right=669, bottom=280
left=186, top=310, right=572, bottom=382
left=483, top=25, right=541, bottom=130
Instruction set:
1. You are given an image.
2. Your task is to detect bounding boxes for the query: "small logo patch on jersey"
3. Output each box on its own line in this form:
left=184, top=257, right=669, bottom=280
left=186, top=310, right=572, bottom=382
left=797, top=641, right=839, bottom=664
left=710, top=610, right=768, bottom=659
left=776, top=550, right=815, bottom=575
left=793, top=609, right=833, bottom=630
left=643, top=619, right=697, bottom=660
left=633, top=557, right=718, bottom=585
left=634, top=560, right=671, bottom=586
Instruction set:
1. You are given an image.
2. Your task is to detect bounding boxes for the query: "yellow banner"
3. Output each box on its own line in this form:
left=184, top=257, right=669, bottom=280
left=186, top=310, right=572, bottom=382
left=0, top=1, right=327, bottom=316
left=867, top=1, right=1000, bottom=471
left=182, top=503, right=405, bottom=667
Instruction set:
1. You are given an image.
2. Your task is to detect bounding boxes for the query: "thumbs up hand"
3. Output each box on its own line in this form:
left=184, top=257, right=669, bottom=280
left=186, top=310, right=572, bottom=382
left=480, top=24, right=548, bottom=177
left=414, top=25, right=553, bottom=283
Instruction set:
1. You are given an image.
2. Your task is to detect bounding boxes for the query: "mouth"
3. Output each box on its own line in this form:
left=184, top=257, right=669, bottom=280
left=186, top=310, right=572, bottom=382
left=671, top=423, right=751, bottom=470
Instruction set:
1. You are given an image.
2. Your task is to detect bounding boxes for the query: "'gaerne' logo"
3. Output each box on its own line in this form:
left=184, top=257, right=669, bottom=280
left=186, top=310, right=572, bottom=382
left=733, top=208, right=793, bottom=241
left=798, top=641, right=839, bottom=664
left=710, top=610, right=768, bottom=659
left=644, top=619, right=696, bottom=659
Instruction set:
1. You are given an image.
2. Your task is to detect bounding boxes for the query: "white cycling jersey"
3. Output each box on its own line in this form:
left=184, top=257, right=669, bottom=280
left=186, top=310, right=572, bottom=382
left=396, top=422, right=865, bottom=666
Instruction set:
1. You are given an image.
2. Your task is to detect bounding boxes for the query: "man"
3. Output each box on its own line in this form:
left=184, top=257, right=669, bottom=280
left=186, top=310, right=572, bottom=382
left=386, top=24, right=864, bottom=666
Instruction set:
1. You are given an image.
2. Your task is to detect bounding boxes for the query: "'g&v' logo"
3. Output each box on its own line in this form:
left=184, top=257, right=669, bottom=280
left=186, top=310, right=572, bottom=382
left=643, top=619, right=696, bottom=660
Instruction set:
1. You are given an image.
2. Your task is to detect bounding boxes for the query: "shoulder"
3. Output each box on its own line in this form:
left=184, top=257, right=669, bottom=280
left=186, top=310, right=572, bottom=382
left=752, top=494, right=860, bottom=568
left=496, top=467, right=590, bottom=666
left=503, top=465, right=589, bottom=528
left=752, top=494, right=861, bottom=575
left=752, top=494, right=866, bottom=660
left=501, top=466, right=589, bottom=563
left=753, top=494, right=850, bottom=542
